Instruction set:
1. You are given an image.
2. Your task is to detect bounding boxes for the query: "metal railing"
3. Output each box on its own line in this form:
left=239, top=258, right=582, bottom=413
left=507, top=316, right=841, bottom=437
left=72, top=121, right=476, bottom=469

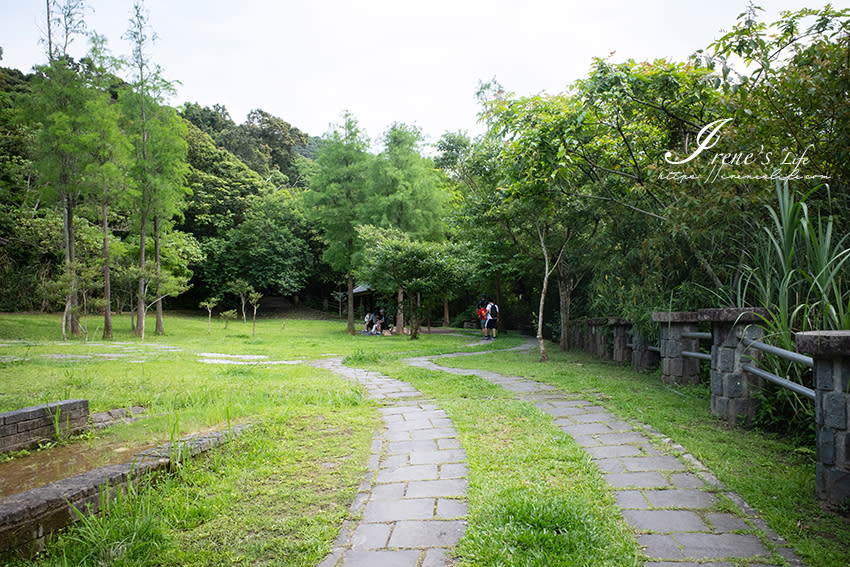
left=741, top=337, right=815, bottom=400
left=681, top=331, right=712, bottom=361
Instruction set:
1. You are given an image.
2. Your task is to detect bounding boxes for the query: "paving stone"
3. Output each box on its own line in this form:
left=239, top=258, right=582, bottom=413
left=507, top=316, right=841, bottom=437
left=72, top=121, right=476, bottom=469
left=543, top=405, right=589, bottom=417
left=605, top=420, right=638, bottom=432
left=560, top=423, right=617, bottom=436
left=318, top=548, right=343, bottom=567
left=548, top=400, right=591, bottom=407
left=594, top=458, right=627, bottom=473
left=439, top=463, right=468, bottom=479
left=614, top=490, right=650, bottom=509
left=341, top=549, right=421, bottom=567
left=421, top=548, right=448, bottom=567
left=410, top=427, right=458, bottom=440
left=380, top=454, right=409, bottom=469
left=604, top=471, right=669, bottom=489
left=409, top=449, right=467, bottom=465
left=436, top=438, right=461, bottom=450
left=394, top=419, right=433, bottom=431
left=586, top=444, right=642, bottom=459
left=644, top=489, right=717, bottom=509
left=386, top=440, right=438, bottom=454
left=570, top=434, right=601, bottom=447
left=670, top=472, right=707, bottom=489
left=436, top=498, right=469, bottom=518
left=388, top=520, right=466, bottom=548
left=430, top=418, right=455, bottom=428
left=620, top=455, right=688, bottom=472
left=362, top=498, right=435, bottom=522
left=383, top=430, right=412, bottom=441
left=639, top=534, right=684, bottom=559
left=706, top=513, right=752, bottom=533
left=623, top=509, right=708, bottom=533
left=376, top=464, right=438, bottom=483
left=572, top=412, right=618, bottom=423
left=370, top=483, right=406, bottom=499
left=349, top=522, right=392, bottom=549
left=406, top=479, right=468, bottom=498
left=676, top=533, right=769, bottom=558
left=594, top=432, right=645, bottom=445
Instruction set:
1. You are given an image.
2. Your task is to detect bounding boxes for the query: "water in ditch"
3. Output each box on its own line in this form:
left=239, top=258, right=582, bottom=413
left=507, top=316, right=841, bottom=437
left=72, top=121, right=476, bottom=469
left=0, top=438, right=158, bottom=499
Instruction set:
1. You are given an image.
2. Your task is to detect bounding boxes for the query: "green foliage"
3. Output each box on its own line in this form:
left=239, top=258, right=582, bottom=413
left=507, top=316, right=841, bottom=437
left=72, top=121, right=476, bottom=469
left=355, top=227, right=466, bottom=338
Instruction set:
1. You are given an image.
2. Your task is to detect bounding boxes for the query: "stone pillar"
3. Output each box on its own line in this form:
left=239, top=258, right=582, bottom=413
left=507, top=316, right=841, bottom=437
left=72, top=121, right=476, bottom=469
left=609, top=318, right=632, bottom=364
left=796, top=331, right=850, bottom=507
left=652, top=311, right=700, bottom=385
left=631, top=333, right=659, bottom=373
left=698, top=308, right=767, bottom=427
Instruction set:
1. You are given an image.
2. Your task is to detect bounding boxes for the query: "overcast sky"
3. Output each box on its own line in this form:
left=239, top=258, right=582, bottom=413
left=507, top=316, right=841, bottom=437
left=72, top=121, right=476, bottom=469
left=0, top=1, right=840, bottom=148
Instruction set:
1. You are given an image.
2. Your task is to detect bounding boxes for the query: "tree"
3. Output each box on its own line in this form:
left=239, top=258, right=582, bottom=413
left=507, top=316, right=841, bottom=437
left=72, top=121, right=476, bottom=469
left=227, top=278, right=252, bottom=323
left=199, top=296, right=218, bottom=334
left=78, top=34, right=132, bottom=339
left=200, top=190, right=312, bottom=299
left=356, top=228, right=464, bottom=339
left=366, top=123, right=448, bottom=331
left=122, top=0, right=189, bottom=340
left=306, top=112, right=371, bottom=335
left=249, top=290, right=262, bottom=337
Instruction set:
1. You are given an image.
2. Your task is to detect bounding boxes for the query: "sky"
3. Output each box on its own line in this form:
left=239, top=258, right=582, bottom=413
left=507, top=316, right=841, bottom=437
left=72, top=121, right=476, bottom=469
left=0, top=0, right=843, bottom=150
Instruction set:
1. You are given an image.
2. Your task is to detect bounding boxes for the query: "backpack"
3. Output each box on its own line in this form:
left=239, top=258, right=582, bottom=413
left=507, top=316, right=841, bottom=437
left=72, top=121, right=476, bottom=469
left=488, top=303, right=499, bottom=318
left=477, top=307, right=488, bottom=321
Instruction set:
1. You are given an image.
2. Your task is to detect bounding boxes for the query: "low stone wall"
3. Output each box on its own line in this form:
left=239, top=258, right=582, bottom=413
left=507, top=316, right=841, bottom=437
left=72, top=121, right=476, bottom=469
left=0, top=400, right=89, bottom=455
left=0, top=424, right=250, bottom=559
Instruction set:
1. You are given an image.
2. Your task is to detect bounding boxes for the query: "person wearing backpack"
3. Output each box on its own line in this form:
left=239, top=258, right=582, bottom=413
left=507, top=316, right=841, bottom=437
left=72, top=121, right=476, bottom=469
left=485, top=299, right=499, bottom=340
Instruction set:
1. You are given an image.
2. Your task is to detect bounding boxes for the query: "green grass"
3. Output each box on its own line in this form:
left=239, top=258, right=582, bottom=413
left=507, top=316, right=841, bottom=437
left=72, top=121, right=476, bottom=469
left=5, top=313, right=847, bottom=566
left=431, top=346, right=850, bottom=567
left=0, top=312, right=516, bottom=566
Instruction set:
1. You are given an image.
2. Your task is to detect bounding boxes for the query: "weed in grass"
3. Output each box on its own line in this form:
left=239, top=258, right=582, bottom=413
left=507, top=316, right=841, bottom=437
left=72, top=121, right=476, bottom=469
left=342, top=349, right=383, bottom=364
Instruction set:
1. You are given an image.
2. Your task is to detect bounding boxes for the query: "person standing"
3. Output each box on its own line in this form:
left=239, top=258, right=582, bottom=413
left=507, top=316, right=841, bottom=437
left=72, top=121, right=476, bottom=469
left=486, top=298, right=499, bottom=340
left=477, top=294, right=489, bottom=340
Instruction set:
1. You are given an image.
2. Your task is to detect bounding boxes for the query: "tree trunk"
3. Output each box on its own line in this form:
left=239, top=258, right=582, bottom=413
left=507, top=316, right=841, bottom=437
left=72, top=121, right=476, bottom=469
left=556, top=261, right=574, bottom=352
left=443, top=297, right=450, bottom=327
left=102, top=199, right=112, bottom=340
left=154, top=215, right=165, bottom=335
left=136, top=215, right=147, bottom=340
left=346, top=272, right=355, bottom=335
left=396, top=286, right=404, bottom=333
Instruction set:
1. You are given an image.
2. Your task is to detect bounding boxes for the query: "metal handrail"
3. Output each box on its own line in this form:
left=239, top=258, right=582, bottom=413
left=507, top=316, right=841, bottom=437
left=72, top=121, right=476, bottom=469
left=682, top=331, right=712, bottom=340
left=742, top=337, right=813, bottom=368
left=742, top=363, right=815, bottom=400
left=682, top=350, right=711, bottom=361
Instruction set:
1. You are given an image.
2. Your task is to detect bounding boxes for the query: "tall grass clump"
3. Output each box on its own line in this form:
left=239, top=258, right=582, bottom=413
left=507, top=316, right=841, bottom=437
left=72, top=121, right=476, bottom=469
left=16, top=482, right=166, bottom=567
left=737, top=182, right=850, bottom=438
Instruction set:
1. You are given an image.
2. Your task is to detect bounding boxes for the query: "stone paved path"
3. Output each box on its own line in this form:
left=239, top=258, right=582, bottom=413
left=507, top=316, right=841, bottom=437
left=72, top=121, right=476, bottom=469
left=404, top=342, right=804, bottom=567
left=310, top=358, right=468, bottom=567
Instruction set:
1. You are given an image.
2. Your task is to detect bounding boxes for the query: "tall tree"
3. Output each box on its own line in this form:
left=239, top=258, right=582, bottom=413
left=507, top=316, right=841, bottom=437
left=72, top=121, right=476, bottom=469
left=306, top=112, right=371, bottom=335
left=78, top=34, right=132, bottom=339
left=366, top=123, right=447, bottom=330
left=122, top=0, right=188, bottom=339
left=28, top=0, right=91, bottom=337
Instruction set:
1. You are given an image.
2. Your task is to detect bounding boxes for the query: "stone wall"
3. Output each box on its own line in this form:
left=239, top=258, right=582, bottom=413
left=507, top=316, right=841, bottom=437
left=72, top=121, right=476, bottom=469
left=0, top=424, right=250, bottom=559
left=0, top=400, right=89, bottom=455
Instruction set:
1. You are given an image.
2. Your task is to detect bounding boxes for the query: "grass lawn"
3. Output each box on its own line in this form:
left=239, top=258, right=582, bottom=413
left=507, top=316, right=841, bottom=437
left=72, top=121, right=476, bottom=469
left=2, top=313, right=848, bottom=566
